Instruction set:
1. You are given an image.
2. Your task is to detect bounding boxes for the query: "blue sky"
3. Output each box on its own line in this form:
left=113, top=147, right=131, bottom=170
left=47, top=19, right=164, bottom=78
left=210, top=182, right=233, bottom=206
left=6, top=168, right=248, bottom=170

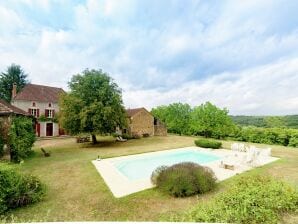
left=0, top=0, right=298, bottom=115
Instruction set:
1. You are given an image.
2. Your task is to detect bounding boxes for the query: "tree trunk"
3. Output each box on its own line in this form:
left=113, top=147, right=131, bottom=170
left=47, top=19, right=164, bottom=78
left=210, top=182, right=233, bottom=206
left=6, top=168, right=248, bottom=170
left=91, top=134, right=97, bottom=144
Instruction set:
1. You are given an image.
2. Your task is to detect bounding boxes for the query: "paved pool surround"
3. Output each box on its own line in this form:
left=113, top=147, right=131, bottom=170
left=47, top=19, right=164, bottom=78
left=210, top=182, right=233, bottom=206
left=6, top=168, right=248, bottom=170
left=92, top=147, right=279, bottom=198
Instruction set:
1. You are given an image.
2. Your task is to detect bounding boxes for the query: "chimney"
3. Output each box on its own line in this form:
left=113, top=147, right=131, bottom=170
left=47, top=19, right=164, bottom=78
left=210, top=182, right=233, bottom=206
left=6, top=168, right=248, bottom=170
left=12, top=83, right=17, bottom=99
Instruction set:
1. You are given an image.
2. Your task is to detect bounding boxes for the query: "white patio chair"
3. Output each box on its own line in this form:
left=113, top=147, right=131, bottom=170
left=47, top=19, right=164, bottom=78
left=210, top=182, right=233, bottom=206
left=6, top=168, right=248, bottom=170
left=231, top=143, right=239, bottom=151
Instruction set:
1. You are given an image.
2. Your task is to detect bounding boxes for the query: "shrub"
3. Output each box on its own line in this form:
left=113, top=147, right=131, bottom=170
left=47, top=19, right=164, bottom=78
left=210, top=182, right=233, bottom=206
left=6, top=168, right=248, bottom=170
left=122, top=134, right=133, bottom=140
left=232, top=126, right=298, bottom=147
left=153, top=162, right=217, bottom=197
left=151, top=165, right=168, bottom=185
left=288, top=133, right=298, bottom=147
left=175, top=175, right=298, bottom=224
left=8, top=117, right=36, bottom=162
left=194, top=139, right=222, bottom=149
left=0, top=164, right=45, bottom=214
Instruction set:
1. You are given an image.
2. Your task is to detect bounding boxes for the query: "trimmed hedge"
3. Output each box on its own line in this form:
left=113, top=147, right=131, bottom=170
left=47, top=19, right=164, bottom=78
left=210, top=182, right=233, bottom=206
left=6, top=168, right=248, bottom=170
left=233, top=126, right=298, bottom=147
left=194, top=139, right=222, bottom=149
left=0, top=164, right=45, bottom=214
left=174, top=175, right=298, bottom=223
left=152, top=162, right=217, bottom=197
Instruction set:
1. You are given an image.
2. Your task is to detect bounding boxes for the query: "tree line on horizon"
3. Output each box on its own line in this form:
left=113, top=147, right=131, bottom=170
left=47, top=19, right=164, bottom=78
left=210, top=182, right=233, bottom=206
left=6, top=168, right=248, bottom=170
left=151, top=102, right=298, bottom=147
left=230, top=115, right=298, bottom=129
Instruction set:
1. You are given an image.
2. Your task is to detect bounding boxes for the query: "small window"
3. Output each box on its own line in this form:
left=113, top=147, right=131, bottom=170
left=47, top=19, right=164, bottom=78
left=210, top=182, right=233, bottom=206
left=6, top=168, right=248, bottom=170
left=48, top=110, right=53, bottom=118
left=31, top=109, right=37, bottom=117
left=32, top=102, right=36, bottom=107
left=49, top=103, right=52, bottom=107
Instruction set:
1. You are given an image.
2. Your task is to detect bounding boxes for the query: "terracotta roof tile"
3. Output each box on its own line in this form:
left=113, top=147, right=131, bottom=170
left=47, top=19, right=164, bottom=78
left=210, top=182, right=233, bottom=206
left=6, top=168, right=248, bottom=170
left=126, top=107, right=148, bottom=117
left=13, top=84, right=65, bottom=103
left=0, top=99, right=29, bottom=116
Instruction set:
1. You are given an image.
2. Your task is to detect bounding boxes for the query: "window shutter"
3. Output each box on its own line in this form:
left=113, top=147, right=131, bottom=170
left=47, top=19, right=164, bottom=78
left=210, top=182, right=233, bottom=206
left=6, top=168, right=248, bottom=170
left=45, top=109, right=48, bottom=117
left=37, top=109, right=40, bottom=117
left=28, top=109, right=31, bottom=114
left=52, top=110, right=55, bottom=117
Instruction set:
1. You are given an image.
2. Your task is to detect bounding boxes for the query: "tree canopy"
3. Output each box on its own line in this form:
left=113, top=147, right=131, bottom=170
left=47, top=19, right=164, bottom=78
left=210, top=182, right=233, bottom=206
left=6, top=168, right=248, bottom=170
left=151, top=103, right=192, bottom=135
left=190, top=102, right=236, bottom=138
left=59, top=69, right=127, bottom=144
left=0, top=64, right=29, bottom=102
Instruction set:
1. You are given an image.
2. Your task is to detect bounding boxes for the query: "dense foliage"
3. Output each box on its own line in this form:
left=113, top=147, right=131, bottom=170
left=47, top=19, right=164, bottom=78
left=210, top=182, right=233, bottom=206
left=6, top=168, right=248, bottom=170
left=174, top=175, right=298, bottom=224
left=190, top=102, right=236, bottom=138
left=152, top=162, right=217, bottom=197
left=8, top=117, right=36, bottom=162
left=194, top=139, right=222, bottom=149
left=231, top=115, right=298, bottom=129
left=152, top=102, right=236, bottom=138
left=152, top=102, right=298, bottom=147
left=151, top=103, right=191, bottom=135
left=233, top=126, right=298, bottom=147
left=0, top=163, right=45, bottom=214
left=59, top=69, right=127, bottom=144
left=0, top=64, right=29, bottom=102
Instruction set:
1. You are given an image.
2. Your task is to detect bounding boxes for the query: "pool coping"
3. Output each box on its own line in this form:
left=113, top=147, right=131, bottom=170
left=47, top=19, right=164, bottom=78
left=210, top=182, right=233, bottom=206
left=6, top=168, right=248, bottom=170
left=92, top=147, right=279, bottom=198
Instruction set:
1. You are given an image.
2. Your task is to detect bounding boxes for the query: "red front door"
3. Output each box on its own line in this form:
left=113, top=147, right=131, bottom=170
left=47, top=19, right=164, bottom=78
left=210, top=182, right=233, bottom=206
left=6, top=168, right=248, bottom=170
left=46, top=123, right=53, bottom=136
left=36, top=123, right=40, bottom=137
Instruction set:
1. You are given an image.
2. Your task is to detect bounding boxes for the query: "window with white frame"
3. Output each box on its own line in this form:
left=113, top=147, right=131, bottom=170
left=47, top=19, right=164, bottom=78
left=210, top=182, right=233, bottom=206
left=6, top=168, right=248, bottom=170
left=31, top=109, right=37, bottom=117
left=48, top=109, right=53, bottom=118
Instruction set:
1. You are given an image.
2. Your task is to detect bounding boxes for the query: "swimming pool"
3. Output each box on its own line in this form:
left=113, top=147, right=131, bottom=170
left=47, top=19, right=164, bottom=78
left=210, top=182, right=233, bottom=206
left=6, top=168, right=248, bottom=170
left=113, top=149, right=221, bottom=181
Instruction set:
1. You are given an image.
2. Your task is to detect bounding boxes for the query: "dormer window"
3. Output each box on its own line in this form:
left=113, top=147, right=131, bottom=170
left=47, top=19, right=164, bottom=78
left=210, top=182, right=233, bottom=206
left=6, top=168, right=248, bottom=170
left=49, top=103, right=52, bottom=107
left=32, top=102, right=36, bottom=107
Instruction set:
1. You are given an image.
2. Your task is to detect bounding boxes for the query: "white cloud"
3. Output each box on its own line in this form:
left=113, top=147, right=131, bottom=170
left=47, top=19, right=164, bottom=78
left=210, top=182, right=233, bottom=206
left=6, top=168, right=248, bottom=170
left=0, top=0, right=298, bottom=115
left=122, top=57, right=298, bottom=115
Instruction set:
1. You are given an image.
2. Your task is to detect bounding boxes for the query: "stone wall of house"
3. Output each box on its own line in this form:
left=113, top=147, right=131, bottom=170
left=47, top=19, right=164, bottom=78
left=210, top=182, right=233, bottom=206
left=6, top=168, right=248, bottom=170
left=0, top=116, right=11, bottom=141
left=39, top=121, right=59, bottom=137
left=11, top=100, right=59, bottom=115
left=154, top=124, right=167, bottom=136
left=153, top=119, right=167, bottom=136
left=130, top=109, right=154, bottom=136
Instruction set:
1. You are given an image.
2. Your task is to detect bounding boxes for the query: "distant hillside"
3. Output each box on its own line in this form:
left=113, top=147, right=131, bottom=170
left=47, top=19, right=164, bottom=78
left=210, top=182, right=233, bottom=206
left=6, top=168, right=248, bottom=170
left=230, top=115, right=298, bottom=129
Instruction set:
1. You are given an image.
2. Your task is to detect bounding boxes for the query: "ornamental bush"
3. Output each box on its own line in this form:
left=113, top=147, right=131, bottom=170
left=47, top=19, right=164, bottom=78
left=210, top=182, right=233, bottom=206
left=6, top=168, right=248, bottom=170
left=9, top=117, right=36, bottom=162
left=194, top=139, right=222, bottom=149
left=0, top=164, right=45, bottom=214
left=153, top=162, right=217, bottom=197
left=175, top=175, right=298, bottom=224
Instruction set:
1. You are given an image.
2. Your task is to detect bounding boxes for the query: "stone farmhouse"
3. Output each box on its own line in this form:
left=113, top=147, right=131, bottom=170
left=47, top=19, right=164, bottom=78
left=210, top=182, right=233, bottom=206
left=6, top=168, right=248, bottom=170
left=11, top=84, right=65, bottom=137
left=0, top=99, right=30, bottom=139
left=124, top=107, right=167, bottom=137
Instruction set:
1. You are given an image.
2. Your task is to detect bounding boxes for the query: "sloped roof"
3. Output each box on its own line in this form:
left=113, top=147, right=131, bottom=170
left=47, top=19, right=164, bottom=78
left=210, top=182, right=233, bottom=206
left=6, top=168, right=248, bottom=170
left=13, top=84, right=65, bottom=103
left=126, top=107, right=151, bottom=117
left=0, top=99, right=29, bottom=116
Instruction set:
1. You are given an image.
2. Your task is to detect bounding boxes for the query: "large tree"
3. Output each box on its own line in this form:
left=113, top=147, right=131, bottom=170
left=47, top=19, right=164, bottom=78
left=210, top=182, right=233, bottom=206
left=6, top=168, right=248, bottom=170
left=0, top=64, right=29, bottom=102
left=190, top=102, right=236, bottom=138
left=152, top=103, right=192, bottom=135
left=59, top=69, right=127, bottom=144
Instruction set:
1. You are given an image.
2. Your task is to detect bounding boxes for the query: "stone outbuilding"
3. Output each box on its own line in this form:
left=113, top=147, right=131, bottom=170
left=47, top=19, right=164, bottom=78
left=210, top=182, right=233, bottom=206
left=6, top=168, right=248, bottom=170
left=123, top=107, right=167, bottom=137
left=0, top=99, right=30, bottom=154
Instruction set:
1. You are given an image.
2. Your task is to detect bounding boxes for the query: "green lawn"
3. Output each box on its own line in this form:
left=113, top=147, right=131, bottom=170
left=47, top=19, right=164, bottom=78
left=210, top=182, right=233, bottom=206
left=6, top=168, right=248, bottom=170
left=1, top=135, right=298, bottom=222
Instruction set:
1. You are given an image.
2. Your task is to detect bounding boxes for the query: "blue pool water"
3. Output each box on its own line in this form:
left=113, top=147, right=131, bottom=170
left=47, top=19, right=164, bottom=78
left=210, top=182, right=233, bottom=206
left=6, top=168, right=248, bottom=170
left=113, top=149, right=221, bottom=181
